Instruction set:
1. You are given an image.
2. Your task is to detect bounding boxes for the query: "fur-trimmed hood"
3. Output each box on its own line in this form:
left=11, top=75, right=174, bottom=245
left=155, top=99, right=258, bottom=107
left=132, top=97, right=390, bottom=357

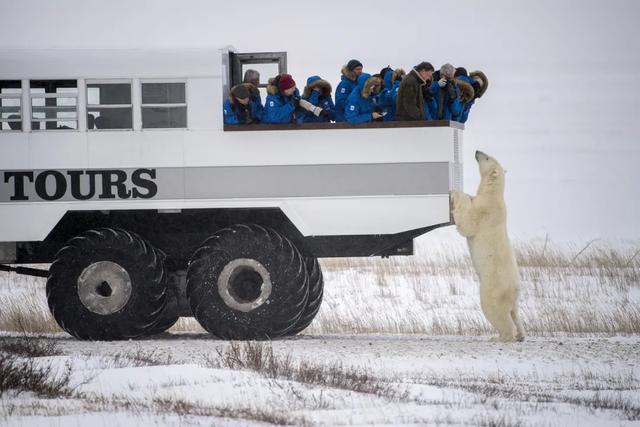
left=469, top=70, right=488, bottom=98
left=266, top=77, right=280, bottom=95
left=302, top=76, right=332, bottom=98
left=229, top=83, right=260, bottom=106
left=454, top=78, right=475, bottom=103
left=341, top=65, right=358, bottom=82
left=391, top=68, right=405, bottom=86
left=356, top=73, right=382, bottom=99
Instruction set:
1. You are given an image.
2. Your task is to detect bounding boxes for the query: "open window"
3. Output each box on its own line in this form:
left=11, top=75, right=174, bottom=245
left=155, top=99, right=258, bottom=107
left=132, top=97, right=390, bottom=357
left=229, top=52, right=287, bottom=102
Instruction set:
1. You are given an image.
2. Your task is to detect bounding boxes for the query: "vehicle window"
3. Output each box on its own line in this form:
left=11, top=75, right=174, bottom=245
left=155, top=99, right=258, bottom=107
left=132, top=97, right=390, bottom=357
left=30, top=80, right=78, bottom=130
left=0, top=81, right=23, bottom=131
left=141, top=82, right=187, bottom=129
left=87, top=81, right=133, bottom=130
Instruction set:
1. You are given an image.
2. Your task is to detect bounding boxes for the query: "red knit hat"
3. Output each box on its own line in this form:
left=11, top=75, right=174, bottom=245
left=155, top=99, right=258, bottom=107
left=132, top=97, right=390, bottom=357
left=278, top=74, right=296, bottom=91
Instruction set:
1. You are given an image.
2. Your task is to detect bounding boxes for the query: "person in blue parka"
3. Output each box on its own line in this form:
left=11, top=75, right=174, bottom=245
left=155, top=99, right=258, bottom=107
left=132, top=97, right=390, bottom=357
left=263, top=74, right=303, bottom=124
left=431, top=63, right=463, bottom=121
left=301, top=76, right=335, bottom=122
left=222, top=83, right=263, bottom=125
left=344, top=73, right=384, bottom=124
left=378, top=67, right=406, bottom=121
left=453, top=68, right=489, bottom=123
left=334, top=59, right=363, bottom=122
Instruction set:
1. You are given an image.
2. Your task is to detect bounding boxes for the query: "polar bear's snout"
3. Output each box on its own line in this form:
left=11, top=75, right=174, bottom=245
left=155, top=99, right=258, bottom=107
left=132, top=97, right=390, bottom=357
left=475, top=150, right=489, bottom=162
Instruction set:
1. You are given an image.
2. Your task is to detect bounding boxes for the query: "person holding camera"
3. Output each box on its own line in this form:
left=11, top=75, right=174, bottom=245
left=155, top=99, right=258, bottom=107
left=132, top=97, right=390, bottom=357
left=344, top=73, right=384, bottom=124
left=396, top=61, right=435, bottom=121
left=431, top=63, right=463, bottom=121
left=301, top=76, right=335, bottom=123
left=453, top=67, right=489, bottom=124
left=263, top=74, right=303, bottom=124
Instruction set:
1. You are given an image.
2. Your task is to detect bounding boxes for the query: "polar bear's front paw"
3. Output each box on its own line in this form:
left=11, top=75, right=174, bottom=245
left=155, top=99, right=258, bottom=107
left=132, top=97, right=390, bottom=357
left=451, top=191, right=471, bottom=212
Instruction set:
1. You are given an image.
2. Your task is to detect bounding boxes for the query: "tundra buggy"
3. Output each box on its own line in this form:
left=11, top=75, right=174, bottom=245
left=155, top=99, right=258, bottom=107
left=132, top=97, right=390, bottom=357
left=0, top=48, right=463, bottom=340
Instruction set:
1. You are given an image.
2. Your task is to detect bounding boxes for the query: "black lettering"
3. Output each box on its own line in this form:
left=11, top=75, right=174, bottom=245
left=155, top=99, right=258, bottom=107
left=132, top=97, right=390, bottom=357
left=131, top=169, right=157, bottom=199
left=4, top=171, right=34, bottom=201
left=68, top=170, right=97, bottom=200
left=34, top=170, right=67, bottom=201
left=98, top=170, right=131, bottom=199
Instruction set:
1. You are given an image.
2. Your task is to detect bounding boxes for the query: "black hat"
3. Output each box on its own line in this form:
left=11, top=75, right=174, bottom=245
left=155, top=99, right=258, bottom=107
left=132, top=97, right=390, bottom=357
left=347, top=59, right=363, bottom=71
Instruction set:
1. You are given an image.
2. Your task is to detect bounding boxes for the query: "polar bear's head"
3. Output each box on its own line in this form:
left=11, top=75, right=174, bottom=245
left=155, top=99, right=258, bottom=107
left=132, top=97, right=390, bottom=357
left=475, top=150, right=505, bottom=194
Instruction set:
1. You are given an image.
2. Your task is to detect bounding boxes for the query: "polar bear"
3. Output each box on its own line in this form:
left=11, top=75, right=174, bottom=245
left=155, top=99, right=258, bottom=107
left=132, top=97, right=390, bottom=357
left=451, top=151, right=525, bottom=342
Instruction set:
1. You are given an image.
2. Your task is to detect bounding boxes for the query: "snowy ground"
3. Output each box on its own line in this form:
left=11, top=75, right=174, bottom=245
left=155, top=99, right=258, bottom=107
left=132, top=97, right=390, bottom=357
left=1, top=236, right=639, bottom=426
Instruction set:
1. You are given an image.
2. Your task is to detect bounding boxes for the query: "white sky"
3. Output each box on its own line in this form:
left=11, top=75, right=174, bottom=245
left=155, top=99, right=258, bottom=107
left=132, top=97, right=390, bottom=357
left=2, top=0, right=640, bottom=243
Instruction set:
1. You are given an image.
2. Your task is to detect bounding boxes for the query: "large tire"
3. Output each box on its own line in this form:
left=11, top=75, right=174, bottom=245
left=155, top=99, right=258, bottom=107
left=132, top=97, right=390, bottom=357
left=46, top=228, right=167, bottom=340
left=145, top=291, right=180, bottom=336
left=187, top=224, right=308, bottom=340
left=286, top=257, right=324, bottom=336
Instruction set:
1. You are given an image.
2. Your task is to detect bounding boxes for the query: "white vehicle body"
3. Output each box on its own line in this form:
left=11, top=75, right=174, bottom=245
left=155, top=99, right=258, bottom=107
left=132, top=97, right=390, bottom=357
left=0, top=47, right=463, bottom=263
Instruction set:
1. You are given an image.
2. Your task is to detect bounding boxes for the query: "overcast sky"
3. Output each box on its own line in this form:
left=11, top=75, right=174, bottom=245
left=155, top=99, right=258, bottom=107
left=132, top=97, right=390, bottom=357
left=2, top=0, right=640, bottom=243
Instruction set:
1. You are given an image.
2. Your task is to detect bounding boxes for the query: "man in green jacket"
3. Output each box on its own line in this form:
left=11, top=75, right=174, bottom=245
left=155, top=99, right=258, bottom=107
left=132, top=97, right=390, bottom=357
left=395, top=62, right=434, bottom=121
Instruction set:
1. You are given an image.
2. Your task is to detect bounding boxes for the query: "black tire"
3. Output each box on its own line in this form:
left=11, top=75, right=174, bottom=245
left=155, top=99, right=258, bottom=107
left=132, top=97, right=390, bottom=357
left=46, top=228, right=167, bottom=340
left=187, top=224, right=308, bottom=339
left=145, top=290, right=180, bottom=336
left=286, top=257, right=324, bottom=336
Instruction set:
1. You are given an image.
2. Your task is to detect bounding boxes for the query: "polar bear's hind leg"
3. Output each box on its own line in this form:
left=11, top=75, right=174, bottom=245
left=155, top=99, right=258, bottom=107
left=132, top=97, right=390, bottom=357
left=511, top=307, right=525, bottom=342
left=480, top=295, right=518, bottom=342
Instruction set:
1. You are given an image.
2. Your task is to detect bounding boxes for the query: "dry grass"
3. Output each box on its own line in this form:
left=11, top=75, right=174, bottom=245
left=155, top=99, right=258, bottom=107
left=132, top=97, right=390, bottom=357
left=0, top=335, right=61, bottom=358
left=208, top=341, right=404, bottom=399
left=1, top=241, right=639, bottom=337
left=0, top=353, right=72, bottom=398
left=152, top=398, right=307, bottom=425
left=414, top=368, right=640, bottom=421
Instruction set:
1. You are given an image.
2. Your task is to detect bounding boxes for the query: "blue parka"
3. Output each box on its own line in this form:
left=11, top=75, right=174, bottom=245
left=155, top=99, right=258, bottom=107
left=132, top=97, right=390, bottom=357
left=263, top=83, right=302, bottom=124
left=378, top=71, right=403, bottom=121
left=431, top=80, right=463, bottom=121
left=334, top=66, right=359, bottom=122
left=454, top=75, right=476, bottom=124
left=222, top=84, right=263, bottom=124
left=423, top=86, right=438, bottom=120
left=302, top=76, right=335, bottom=123
left=345, top=73, right=380, bottom=124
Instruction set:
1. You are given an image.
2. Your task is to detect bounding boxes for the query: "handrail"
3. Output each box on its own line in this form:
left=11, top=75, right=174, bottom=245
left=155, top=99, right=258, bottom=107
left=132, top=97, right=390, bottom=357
left=223, top=120, right=464, bottom=132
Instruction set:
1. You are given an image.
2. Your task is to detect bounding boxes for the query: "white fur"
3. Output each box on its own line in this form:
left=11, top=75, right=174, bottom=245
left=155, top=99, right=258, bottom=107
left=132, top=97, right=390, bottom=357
left=451, top=151, right=525, bottom=342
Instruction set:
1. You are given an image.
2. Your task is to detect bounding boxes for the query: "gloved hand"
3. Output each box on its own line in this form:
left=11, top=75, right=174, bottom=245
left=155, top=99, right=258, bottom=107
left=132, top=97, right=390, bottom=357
left=438, top=78, right=447, bottom=88
left=292, top=96, right=301, bottom=108
left=320, top=109, right=332, bottom=118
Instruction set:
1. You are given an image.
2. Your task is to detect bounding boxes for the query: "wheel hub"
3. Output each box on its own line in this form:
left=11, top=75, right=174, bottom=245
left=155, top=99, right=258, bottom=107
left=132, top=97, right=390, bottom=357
left=217, top=258, right=272, bottom=312
left=77, top=261, right=132, bottom=315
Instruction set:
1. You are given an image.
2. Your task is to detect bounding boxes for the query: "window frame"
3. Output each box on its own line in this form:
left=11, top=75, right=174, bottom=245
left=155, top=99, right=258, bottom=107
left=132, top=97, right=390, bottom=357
left=29, top=79, right=79, bottom=132
left=86, top=78, right=134, bottom=132
left=0, top=81, right=23, bottom=132
left=140, top=78, right=188, bottom=130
